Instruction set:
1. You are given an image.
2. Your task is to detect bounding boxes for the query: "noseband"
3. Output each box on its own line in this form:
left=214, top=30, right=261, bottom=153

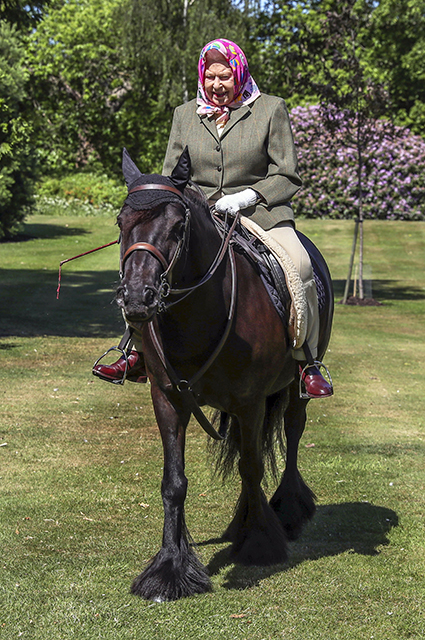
left=119, top=184, right=190, bottom=288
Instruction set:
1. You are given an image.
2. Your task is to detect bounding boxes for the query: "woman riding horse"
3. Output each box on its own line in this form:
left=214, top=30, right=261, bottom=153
left=93, top=38, right=333, bottom=399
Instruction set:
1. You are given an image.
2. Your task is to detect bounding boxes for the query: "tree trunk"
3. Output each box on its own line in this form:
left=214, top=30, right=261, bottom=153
left=342, top=217, right=359, bottom=304
left=357, top=115, right=364, bottom=300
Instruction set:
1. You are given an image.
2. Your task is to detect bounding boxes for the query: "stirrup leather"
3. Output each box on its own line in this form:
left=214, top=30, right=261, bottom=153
left=299, top=360, right=333, bottom=400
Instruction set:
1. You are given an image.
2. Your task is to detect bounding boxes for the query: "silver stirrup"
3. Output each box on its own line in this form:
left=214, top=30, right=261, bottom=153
left=92, top=346, right=129, bottom=385
left=299, top=360, right=333, bottom=400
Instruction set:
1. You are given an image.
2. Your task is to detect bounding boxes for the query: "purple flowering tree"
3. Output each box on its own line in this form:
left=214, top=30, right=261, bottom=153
left=288, top=0, right=425, bottom=302
left=291, top=103, right=425, bottom=302
left=291, top=105, right=425, bottom=223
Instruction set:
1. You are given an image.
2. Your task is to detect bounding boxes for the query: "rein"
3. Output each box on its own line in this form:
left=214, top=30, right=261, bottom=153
left=121, top=183, right=239, bottom=441
left=57, top=182, right=239, bottom=441
left=157, top=208, right=239, bottom=312
left=147, top=246, right=237, bottom=441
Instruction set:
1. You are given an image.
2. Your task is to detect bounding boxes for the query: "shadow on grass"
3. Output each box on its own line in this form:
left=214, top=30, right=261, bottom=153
left=2, top=222, right=90, bottom=242
left=203, top=501, right=398, bottom=591
left=0, top=269, right=123, bottom=338
left=332, top=279, right=425, bottom=302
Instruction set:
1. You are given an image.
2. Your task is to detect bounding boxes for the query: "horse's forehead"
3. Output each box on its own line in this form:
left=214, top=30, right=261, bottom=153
left=118, top=202, right=183, bottom=229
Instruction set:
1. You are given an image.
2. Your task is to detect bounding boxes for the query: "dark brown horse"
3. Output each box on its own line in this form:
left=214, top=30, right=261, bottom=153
left=116, top=148, right=333, bottom=602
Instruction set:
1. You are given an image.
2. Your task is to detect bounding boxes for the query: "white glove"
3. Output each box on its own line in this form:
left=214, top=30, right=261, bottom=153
left=215, top=188, right=259, bottom=216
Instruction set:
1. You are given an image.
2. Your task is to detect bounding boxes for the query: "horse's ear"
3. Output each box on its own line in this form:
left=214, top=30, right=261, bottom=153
left=122, top=147, right=143, bottom=188
left=169, top=146, right=191, bottom=193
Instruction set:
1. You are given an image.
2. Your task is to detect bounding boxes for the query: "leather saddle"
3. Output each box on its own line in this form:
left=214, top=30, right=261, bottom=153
left=213, top=215, right=291, bottom=326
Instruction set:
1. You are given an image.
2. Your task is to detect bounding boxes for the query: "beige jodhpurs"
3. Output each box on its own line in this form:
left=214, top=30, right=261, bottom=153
left=268, top=221, right=319, bottom=361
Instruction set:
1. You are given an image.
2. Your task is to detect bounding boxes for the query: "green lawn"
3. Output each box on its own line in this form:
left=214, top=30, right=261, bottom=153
left=1, top=214, right=424, bottom=639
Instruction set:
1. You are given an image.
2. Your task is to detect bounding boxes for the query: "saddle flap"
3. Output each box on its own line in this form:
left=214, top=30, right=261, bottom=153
left=238, top=216, right=308, bottom=349
left=212, top=212, right=308, bottom=348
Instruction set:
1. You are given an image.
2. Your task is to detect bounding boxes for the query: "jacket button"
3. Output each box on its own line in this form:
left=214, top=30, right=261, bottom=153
left=216, top=144, right=221, bottom=152
left=217, top=166, right=222, bottom=172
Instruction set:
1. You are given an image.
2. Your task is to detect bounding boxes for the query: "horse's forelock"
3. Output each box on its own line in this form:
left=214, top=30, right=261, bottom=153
left=117, top=203, right=165, bottom=228
left=118, top=187, right=210, bottom=232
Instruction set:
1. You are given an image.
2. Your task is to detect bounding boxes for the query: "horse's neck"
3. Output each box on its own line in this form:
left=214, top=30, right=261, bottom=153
left=159, top=207, right=228, bottom=351
left=175, top=206, right=222, bottom=285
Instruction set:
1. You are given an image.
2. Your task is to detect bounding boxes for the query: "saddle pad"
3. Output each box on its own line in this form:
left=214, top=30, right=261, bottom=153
left=240, top=216, right=308, bottom=349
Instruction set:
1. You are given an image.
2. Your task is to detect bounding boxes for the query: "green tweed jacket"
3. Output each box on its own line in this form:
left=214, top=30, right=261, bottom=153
left=162, top=93, right=302, bottom=230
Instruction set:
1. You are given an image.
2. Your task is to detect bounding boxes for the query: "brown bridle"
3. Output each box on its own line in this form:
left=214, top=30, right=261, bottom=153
left=119, top=183, right=188, bottom=280
left=119, top=181, right=239, bottom=315
left=113, top=182, right=240, bottom=440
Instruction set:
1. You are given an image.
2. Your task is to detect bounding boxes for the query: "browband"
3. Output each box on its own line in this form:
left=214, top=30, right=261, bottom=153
left=127, top=184, right=185, bottom=199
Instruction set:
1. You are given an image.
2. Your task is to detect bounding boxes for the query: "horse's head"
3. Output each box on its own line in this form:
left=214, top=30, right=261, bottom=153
left=116, top=148, right=191, bottom=326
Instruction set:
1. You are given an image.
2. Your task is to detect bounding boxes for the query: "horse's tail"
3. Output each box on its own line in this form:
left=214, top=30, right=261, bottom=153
left=210, top=389, right=288, bottom=482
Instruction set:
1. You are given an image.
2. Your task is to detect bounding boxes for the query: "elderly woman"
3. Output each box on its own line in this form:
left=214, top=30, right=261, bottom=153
left=94, top=38, right=332, bottom=399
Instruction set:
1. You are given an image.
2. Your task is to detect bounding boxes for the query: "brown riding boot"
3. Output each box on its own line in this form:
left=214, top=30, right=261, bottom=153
left=93, top=350, right=148, bottom=384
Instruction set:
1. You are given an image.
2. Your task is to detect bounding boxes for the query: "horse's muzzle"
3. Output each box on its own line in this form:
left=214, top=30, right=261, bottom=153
left=116, top=282, right=158, bottom=322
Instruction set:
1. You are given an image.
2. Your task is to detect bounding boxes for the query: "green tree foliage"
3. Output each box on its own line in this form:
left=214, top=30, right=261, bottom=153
left=120, top=0, right=248, bottom=169
left=28, top=0, right=248, bottom=177
left=28, top=0, right=129, bottom=175
left=0, top=20, right=36, bottom=239
left=0, top=0, right=47, bottom=28
left=368, top=0, right=425, bottom=135
left=255, top=0, right=425, bottom=135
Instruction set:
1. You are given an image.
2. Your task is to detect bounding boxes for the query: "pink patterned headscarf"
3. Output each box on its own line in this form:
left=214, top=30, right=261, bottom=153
left=196, top=39, right=261, bottom=118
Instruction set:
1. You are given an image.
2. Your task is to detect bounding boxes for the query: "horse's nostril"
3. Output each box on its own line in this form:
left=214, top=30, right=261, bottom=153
left=144, top=287, right=156, bottom=307
left=116, top=283, right=130, bottom=307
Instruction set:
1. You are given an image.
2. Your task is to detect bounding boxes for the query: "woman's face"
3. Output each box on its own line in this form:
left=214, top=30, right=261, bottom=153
left=204, top=58, right=235, bottom=107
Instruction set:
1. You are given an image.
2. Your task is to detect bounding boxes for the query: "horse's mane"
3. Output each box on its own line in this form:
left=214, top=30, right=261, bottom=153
left=184, top=182, right=211, bottom=218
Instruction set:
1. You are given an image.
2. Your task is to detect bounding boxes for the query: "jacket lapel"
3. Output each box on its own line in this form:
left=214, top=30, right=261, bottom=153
left=198, top=104, right=252, bottom=142
left=221, top=105, right=251, bottom=139
left=199, top=115, right=219, bottom=142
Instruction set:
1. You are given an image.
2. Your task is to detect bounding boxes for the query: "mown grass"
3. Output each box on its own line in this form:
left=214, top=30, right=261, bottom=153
left=1, top=214, right=424, bottom=639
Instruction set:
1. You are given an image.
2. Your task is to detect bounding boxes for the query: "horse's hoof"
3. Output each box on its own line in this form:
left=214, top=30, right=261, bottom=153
left=131, top=546, right=212, bottom=601
left=231, top=531, right=288, bottom=566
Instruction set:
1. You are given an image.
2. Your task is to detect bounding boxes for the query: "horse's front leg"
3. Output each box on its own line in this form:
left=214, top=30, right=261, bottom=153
left=131, top=383, right=211, bottom=601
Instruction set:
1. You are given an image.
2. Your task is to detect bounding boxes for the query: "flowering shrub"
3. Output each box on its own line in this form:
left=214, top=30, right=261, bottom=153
left=36, top=172, right=126, bottom=211
left=33, top=195, right=118, bottom=217
left=290, top=105, right=425, bottom=220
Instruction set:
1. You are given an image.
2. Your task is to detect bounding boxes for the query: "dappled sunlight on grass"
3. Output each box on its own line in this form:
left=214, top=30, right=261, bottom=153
left=1, top=216, right=425, bottom=639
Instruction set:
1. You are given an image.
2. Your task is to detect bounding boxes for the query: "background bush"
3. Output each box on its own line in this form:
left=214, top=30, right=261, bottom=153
left=34, top=109, right=425, bottom=221
left=291, top=104, right=425, bottom=220
left=35, top=172, right=127, bottom=216
left=0, top=21, right=36, bottom=239
left=37, top=173, right=126, bottom=208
